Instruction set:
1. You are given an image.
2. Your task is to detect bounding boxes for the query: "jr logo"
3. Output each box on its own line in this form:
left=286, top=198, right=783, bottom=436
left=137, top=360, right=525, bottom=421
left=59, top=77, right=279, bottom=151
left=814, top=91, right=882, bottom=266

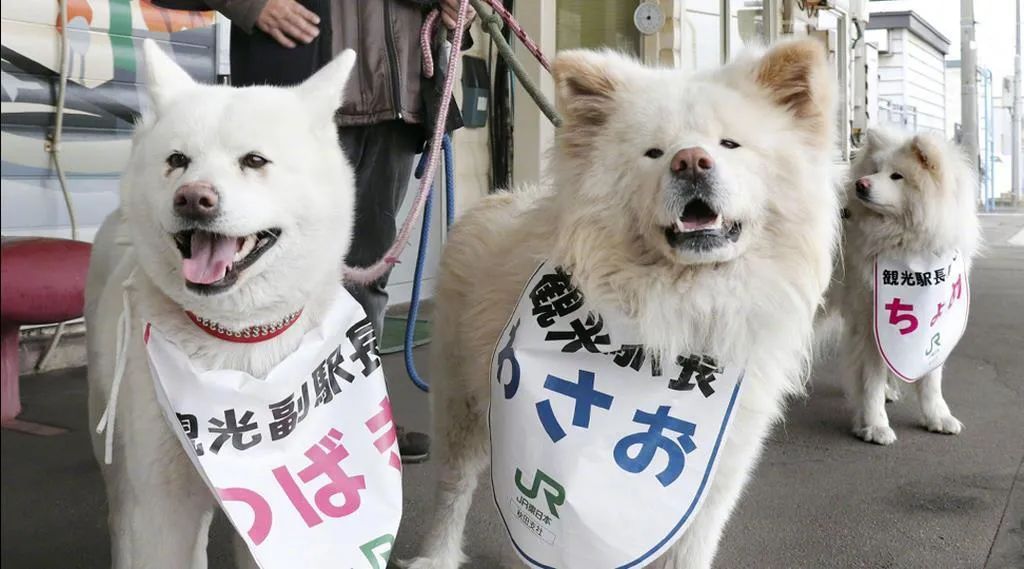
left=925, top=332, right=941, bottom=357
left=359, top=534, right=394, bottom=569
left=515, top=467, right=566, bottom=518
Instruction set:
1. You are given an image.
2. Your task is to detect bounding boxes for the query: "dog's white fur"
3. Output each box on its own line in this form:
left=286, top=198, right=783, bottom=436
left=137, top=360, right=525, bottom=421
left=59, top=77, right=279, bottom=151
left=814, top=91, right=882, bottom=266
left=834, top=128, right=980, bottom=445
left=406, top=40, right=840, bottom=569
left=85, top=42, right=357, bottom=568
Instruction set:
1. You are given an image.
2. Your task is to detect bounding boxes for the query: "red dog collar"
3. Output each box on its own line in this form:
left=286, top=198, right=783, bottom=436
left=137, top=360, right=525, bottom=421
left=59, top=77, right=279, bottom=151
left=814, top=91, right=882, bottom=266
left=185, top=310, right=303, bottom=343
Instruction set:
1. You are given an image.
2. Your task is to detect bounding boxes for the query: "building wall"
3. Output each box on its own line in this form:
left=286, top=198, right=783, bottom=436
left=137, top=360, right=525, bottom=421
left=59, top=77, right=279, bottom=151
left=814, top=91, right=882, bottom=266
left=854, top=41, right=880, bottom=139
left=450, top=19, right=492, bottom=214
left=876, top=29, right=907, bottom=104
left=875, top=27, right=946, bottom=133
left=682, top=0, right=730, bottom=69
left=505, top=0, right=553, bottom=187
left=901, top=30, right=946, bottom=131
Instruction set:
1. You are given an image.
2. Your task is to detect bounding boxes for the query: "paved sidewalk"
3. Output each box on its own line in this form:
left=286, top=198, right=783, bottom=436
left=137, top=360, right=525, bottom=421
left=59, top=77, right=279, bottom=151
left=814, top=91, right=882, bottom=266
left=2, top=214, right=1022, bottom=569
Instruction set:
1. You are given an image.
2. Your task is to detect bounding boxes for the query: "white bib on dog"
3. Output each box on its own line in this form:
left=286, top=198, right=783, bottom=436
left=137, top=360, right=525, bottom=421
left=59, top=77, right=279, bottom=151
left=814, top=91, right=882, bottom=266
left=145, top=290, right=401, bottom=569
left=873, top=250, right=969, bottom=382
left=489, top=262, right=744, bottom=569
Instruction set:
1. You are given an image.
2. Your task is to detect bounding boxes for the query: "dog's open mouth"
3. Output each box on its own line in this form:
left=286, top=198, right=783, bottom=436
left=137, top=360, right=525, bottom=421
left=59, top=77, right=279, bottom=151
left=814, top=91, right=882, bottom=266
left=664, top=199, right=742, bottom=251
left=173, top=228, right=281, bottom=293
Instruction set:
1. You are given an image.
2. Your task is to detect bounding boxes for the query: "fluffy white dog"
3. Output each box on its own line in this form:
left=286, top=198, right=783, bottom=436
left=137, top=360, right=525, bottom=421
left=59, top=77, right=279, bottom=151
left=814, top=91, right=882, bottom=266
left=85, top=42, right=357, bottom=567
left=835, top=128, right=980, bottom=445
left=407, top=40, right=840, bottom=569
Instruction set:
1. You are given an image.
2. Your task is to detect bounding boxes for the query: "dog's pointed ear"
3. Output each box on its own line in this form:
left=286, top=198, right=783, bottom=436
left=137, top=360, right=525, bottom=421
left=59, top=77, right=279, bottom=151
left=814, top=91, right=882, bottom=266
left=296, top=49, right=357, bottom=117
left=553, top=50, right=625, bottom=128
left=909, top=133, right=946, bottom=174
left=753, top=39, right=835, bottom=142
left=553, top=50, right=628, bottom=155
left=142, top=39, right=195, bottom=110
left=864, top=128, right=898, bottom=151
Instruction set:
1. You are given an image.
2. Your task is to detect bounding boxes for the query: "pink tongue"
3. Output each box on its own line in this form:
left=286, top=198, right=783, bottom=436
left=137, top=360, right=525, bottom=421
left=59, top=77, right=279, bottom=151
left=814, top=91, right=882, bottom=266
left=681, top=215, right=719, bottom=231
left=182, top=232, right=239, bottom=284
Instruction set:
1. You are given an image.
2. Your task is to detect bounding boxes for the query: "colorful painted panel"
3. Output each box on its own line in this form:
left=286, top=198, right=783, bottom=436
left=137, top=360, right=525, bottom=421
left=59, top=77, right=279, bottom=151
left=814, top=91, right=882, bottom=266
left=1, top=0, right=218, bottom=240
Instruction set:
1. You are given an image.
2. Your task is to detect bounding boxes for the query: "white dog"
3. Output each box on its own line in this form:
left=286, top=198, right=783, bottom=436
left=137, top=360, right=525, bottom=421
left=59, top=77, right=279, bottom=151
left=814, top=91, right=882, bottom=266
left=407, top=40, right=839, bottom=569
left=834, top=128, right=980, bottom=445
left=85, top=42, right=357, bottom=567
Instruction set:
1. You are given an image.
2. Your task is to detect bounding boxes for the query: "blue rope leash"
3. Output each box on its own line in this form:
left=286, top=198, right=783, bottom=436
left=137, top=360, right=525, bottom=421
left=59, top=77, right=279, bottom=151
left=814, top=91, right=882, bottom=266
left=404, top=134, right=454, bottom=393
left=444, top=134, right=456, bottom=232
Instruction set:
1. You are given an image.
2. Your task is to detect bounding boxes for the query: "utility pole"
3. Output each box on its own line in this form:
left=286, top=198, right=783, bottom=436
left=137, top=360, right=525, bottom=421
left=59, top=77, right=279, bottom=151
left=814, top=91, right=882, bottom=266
left=961, top=0, right=980, bottom=173
left=1012, top=0, right=1022, bottom=204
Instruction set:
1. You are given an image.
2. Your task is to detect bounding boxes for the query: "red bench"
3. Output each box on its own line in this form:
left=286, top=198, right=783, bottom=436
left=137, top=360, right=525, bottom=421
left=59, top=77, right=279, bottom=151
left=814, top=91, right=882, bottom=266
left=1, top=237, right=91, bottom=434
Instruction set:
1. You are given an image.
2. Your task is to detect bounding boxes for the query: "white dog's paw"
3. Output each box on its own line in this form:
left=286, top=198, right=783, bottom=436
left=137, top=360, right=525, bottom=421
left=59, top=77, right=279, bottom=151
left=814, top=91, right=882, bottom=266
left=397, top=557, right=460, bottom=569
left=922, top=413, right=963, bottom=435
left=855, top=424, right=898, bottom=445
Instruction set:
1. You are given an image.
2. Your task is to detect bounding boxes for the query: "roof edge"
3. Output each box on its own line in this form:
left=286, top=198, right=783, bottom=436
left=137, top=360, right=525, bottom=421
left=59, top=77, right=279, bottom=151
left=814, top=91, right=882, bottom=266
left=866, top=11, right=951, bottom=55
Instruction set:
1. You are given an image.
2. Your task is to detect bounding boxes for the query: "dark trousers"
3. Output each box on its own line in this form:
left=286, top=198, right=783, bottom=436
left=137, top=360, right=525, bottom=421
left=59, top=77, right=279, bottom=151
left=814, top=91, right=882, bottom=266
left=338, top=121, right=424, bottom=338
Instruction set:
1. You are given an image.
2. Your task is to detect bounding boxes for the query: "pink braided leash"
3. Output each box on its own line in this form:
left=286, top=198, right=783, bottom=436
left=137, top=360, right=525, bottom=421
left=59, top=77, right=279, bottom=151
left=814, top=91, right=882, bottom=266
left=343, top=0, right=552, bottom=284
left=420, top=10, right=441, bottom=79
left=343, top=0, right=471, bottom=284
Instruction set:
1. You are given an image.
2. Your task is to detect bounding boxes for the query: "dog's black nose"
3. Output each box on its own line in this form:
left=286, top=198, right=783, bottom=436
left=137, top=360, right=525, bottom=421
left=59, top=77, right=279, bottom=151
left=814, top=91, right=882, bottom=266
left=671, top=147, right=715, bottom=178
left=173, top=182, right=220, bottom=221
left=855, top=177, right=872, bottom=199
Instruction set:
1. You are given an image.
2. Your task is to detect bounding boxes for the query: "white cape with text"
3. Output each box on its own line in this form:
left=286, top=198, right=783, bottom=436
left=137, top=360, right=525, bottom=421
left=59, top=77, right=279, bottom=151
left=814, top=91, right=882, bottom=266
left=145, top=290, right=401, bottom=569
left=874, top=250, right=969, bottom=382
left=489, top=262, right=744, bottom=569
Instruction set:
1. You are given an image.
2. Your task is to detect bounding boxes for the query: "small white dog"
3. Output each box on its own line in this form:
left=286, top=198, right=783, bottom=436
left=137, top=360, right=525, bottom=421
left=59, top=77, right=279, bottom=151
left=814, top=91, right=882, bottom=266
left=407, top=40, right=839, bottom=569
left=835, top=128, right=980, bottom=445
left=85, top=42, right=357, bottom=567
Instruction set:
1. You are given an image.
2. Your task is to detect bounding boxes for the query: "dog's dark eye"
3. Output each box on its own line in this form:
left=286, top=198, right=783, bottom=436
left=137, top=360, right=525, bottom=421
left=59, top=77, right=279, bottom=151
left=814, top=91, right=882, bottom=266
left=240, top=152, right=270, bottom=170
left=720, top=138, right=741, bottom=149
left=166, top=152, right=190, bottom=170
left=890, top=172, right=904, bottom=181
left=644, top=148, right=664, bottom=159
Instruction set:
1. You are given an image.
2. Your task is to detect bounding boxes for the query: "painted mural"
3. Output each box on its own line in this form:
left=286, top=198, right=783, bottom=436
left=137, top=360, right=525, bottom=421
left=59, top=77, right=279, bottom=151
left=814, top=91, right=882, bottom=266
left=1, top=1, right=218, bottom=239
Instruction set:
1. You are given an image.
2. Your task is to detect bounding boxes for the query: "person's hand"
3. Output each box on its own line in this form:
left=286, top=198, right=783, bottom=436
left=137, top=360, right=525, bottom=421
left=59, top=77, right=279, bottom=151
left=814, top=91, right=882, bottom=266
left=440, top=0, right=476, bottom=30
left=256, top=0, right=320, bottom=49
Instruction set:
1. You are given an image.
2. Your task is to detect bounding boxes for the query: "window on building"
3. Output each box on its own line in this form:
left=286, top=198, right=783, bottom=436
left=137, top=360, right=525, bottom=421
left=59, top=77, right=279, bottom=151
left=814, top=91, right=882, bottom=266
left=556, top=0, right=641, bottom=55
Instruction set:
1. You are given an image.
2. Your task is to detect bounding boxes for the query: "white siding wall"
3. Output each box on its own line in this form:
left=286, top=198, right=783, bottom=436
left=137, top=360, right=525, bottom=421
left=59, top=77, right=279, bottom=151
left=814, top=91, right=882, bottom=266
left=903, top=31, right=946, bottom=132
left=877, top=29, right=907, bottom=102
left=875, top=27, right=947, bottom=133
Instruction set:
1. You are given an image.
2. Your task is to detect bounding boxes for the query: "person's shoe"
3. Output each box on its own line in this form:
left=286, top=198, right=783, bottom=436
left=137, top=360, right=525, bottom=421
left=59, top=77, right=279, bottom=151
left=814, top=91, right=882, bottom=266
left=397, top=426, right=430, bottom=464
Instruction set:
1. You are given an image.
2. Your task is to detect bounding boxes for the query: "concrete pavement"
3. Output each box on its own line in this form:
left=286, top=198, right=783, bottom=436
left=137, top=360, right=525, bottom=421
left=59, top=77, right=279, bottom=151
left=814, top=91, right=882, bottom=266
left=2, top=213, right=1022, bottom=569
